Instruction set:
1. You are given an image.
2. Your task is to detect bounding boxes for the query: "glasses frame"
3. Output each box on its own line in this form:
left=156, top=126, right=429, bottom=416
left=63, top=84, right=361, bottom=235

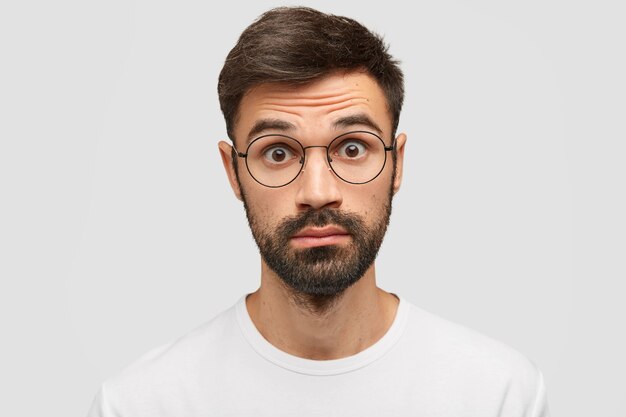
left=232, top=130, right=395, bottom=188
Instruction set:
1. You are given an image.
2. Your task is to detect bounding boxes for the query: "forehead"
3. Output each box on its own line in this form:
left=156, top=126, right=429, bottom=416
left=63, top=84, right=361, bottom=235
left=233, top=71, right=392, bottom=146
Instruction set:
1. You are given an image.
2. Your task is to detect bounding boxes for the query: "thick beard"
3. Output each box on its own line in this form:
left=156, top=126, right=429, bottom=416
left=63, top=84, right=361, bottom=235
left=238, top=178, right=394, bottom=315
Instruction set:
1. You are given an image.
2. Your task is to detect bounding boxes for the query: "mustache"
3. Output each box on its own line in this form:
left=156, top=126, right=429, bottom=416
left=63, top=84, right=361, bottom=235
left=276, top=208, right=365, bottom=238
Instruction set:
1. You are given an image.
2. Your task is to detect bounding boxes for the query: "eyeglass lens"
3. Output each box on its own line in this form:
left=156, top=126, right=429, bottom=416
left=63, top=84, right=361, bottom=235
left=244, top=132, right=388, bottom=187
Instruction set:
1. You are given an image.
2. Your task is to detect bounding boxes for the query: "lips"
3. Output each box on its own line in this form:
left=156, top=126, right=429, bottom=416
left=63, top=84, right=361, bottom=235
left=292, top=226, right=350, bottom=238
left=290, top=225, right=351, bottom=248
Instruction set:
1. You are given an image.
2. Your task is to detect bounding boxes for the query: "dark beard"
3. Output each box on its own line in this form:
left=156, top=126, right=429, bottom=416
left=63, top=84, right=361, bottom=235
left=241, top=192, right=393, bottom=314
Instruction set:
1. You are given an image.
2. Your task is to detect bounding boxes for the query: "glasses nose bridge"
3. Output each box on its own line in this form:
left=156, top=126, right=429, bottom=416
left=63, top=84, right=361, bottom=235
left=301, top=144, right=332, bottom=170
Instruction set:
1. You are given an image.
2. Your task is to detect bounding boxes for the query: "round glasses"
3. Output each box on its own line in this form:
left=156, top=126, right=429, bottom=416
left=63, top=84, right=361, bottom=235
left=233, top=131, right=395, bottom=188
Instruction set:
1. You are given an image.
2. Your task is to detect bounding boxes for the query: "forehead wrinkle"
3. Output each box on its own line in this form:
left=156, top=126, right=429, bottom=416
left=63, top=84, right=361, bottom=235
left=260, top=96, right=372, bottom=116
left=260, top=106, right=307, bottom=117
left=324, top=99, right=372, bottom=114
left=256, top=99, right=383, bottom=138
left=240, top=74, right=391, bottom=141
left=259, top=89, right=366, bottom=108
left=261, top=103, right=370, bottom=119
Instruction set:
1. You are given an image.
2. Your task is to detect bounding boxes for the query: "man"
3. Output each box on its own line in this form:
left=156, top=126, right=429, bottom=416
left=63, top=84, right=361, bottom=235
left=88, top=7, right=549, bottom=416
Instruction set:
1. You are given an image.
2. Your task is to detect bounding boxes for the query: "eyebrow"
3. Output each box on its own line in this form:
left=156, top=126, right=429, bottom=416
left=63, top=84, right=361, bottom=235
left=245, top=112, right=384, bottom=145
left=246, top=118, right=296, bottom=144
left=332, top=113, right=383, bottom=135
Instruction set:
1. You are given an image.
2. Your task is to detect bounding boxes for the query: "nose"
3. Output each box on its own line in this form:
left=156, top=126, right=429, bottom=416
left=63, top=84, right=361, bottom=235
left=294, top=147, right=343, bottom=210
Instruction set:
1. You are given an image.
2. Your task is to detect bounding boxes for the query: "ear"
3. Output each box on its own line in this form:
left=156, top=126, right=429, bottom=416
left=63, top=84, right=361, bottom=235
left=392, top=133, right=407, bottom=195
left=218, top=140, right=243, bottom=201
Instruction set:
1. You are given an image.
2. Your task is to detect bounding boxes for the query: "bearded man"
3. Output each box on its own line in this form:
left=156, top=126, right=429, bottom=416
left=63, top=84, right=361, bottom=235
left=88, top=7, right=550, bottom=416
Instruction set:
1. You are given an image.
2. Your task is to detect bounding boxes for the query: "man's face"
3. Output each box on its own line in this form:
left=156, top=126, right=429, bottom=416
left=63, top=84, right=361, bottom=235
left=218, top=71, right=406, bottom=301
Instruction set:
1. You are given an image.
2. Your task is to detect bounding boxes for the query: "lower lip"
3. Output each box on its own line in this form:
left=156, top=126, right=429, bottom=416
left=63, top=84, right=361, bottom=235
left=290, top=234, right=351, bottom=248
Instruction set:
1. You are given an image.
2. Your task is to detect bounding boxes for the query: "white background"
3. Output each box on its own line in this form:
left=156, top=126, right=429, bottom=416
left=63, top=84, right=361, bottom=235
left=1, top=0, right=624, bottom=415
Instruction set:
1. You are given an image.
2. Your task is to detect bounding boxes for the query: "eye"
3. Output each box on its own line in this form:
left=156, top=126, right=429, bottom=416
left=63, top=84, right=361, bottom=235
left=262, top=145, right=296, bottom=164
left=336, top=140, right=367, bottom=159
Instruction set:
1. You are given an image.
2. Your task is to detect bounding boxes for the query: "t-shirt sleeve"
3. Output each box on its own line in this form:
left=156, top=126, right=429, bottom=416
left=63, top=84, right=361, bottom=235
left=86, top=384, right=115, bottom=417
left=530, top=370, right=550, bottom=417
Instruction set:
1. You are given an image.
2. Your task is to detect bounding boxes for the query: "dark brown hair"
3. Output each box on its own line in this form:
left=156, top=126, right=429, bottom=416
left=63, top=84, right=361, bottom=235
left=218, top=7, right=404, bottom=144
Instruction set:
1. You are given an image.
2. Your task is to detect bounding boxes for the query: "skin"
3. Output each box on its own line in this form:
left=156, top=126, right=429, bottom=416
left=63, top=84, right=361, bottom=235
left=218, top=70, right=407, bottom=360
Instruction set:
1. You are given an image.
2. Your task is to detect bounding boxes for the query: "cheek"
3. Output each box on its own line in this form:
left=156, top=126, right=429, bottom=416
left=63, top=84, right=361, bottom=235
left=344, top=187, right=386, bottom=217
left=245, top=189, right=291, bottom=225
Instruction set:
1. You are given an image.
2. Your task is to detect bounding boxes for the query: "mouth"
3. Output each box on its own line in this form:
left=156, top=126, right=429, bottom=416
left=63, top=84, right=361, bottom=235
left=290, top=226, right=351, bottom=248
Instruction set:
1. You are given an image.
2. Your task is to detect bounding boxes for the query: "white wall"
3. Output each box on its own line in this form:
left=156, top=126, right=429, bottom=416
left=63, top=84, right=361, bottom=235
left=1, top=0, right=624, bottom=415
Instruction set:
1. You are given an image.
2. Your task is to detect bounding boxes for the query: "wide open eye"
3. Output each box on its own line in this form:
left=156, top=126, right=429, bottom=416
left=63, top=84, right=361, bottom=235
left=335, top=140, right=368, bottom=159
left=262, top=145, right=297, bottom=165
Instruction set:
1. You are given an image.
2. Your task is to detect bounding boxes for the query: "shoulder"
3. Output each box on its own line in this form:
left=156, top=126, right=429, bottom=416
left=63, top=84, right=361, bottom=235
left=97, top=304, right=238, bottom=411
left=401, top=300, right=547, bottom=411
left=405, top=301, right=538, bottom=370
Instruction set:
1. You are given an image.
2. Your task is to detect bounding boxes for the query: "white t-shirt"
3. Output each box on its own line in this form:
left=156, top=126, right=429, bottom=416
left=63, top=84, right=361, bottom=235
left=88, top=294, right=549, bottom=416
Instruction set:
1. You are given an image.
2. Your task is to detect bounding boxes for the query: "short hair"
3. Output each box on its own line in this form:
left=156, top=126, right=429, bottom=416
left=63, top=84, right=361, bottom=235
left=218, top=6, right=404, bottom=144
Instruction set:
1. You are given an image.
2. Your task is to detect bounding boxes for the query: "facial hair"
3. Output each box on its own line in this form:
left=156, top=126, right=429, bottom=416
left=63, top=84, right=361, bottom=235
left=239, top=180, right=394, bottom=314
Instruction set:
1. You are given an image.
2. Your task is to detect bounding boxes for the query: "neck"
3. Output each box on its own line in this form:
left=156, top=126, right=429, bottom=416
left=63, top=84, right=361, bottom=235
left=245, top=260, right=399, bottom=360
